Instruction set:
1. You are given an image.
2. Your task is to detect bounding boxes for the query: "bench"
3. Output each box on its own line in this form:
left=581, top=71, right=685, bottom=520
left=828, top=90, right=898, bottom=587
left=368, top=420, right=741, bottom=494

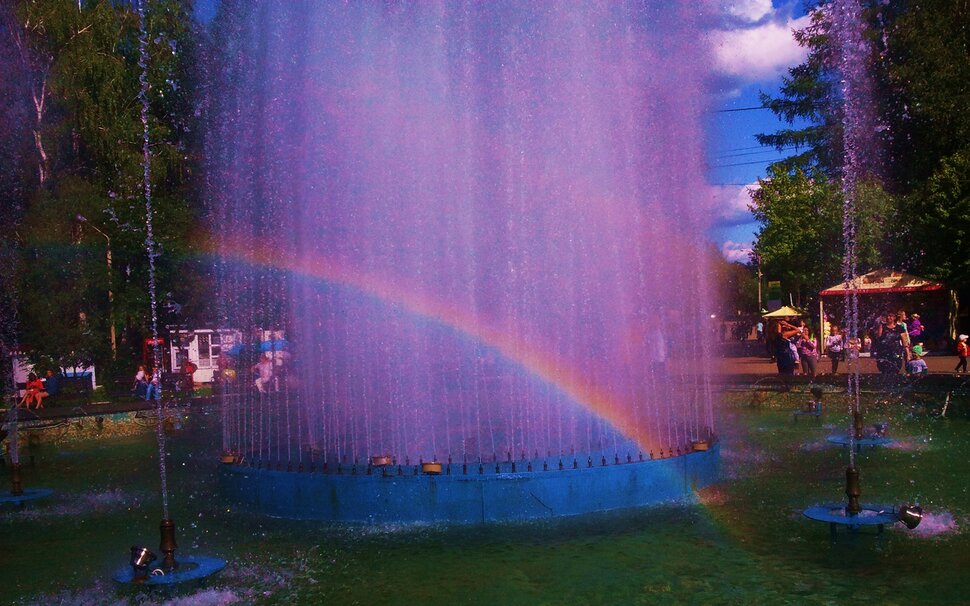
left=45, top=374, right=93, bottom=407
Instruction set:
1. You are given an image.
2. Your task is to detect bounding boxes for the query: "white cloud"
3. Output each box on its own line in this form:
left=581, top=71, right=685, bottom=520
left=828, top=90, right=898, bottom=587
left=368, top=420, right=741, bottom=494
left=709, top=13, right=811, bottom=83
left=723, top=0, right=774, bottom=23
left=722, top=240, right=754, bottom=263
left=709, top=181, right=760, bottom=224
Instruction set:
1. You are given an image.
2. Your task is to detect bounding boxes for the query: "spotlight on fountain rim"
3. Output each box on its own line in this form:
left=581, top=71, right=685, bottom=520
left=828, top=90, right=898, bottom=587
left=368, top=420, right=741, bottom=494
left=129, top=545, right=157, bottom=583
left=897, top=504, right=923, bottom=530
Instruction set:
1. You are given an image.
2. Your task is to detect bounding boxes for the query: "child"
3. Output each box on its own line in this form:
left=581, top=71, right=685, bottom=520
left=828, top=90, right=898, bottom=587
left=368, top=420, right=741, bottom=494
left=956, top=335, right=969, bottom=373
left=907, top=344, right=928, bottom=375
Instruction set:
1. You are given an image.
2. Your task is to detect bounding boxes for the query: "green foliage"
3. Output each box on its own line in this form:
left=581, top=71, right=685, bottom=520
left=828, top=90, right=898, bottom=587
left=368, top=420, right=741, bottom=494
left=757, top=8, right=842, bottom=174
left=749, top=162, right=894, bottom=306
left=710, top=252, right=759, bottom=316
left=750, top=166, right=842, bottom=302
left=885, top=0, right=970, bottom=187
left=904, top=150, right=970, bottom=284
left=753, top=0, right=970, bottom=306
left=5, top=0, right=202, bottom=376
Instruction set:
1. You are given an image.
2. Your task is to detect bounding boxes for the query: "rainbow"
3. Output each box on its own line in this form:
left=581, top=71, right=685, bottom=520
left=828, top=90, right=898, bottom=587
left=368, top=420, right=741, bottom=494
left=217, top=239, right=656, bottom=451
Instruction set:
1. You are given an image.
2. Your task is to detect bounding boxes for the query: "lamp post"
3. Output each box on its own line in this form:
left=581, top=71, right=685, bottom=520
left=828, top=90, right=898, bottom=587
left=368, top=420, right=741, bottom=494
left=753, top=251, right=763, bottom=312
left=76, top=214, right=116, bottom=359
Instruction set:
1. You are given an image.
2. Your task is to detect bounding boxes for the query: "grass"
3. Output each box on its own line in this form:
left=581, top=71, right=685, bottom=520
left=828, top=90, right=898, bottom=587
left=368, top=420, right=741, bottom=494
left=1, top=391, right=968, bottom=605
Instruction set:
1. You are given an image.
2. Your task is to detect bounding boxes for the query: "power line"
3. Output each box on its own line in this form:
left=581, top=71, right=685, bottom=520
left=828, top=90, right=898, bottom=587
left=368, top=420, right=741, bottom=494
left=710, top=159, right=786, bottom=168
left=715, top=144, right=771, bottom=153
left=712, top=106, right=770, bottom=113
left=713, top=147, right=798, bottom=160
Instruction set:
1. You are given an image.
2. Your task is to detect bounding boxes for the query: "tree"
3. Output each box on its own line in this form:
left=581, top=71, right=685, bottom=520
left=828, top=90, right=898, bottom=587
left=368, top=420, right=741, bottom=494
left=3, top=0, right=202, bottom=378
left=904, top=150, right=970, bottom=285
left=884, top=0, right=970, bottom=188
left=749, top=165, right=843, bottom=305
left=757, top=7, right=843, bottom=174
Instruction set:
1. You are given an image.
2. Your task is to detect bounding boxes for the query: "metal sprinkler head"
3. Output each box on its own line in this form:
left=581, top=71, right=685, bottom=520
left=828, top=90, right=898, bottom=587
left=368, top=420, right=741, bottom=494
left=130, top=545, right=157, bottom=582
left=897, top=504, right=923, bottom=529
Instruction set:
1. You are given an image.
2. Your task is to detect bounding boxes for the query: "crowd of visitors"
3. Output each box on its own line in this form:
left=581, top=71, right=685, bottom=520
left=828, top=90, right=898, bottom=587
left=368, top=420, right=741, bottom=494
left=766, top=307, right=970, bottom=378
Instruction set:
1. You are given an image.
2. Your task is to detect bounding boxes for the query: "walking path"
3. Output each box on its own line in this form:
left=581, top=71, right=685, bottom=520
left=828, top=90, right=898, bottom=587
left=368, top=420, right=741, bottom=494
left=3, top=342, right=968, bottom=423
left=713, top=340, right=969, bottom=386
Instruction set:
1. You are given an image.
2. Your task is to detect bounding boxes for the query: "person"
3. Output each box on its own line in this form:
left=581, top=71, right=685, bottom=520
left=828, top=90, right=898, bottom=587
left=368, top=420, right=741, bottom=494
left=145, top=367, right=161, bottom=401
left=797, top=327, right=818, bottom=378
left=907, top=344, right=929, bottom=375
left=132, top=365, right=148, bottom=398
left=43, top=369, right=61, bottom=400
left=253, top=355, right=274, bottom=393
left=756, top=320, right=764, bottom=343
left=908, top=313, right=923, bottom=340
left=773, top=318, right=801, bottom=375
left=846, top=335, right=862, bottom=374
left=181, top=359, right=198, bottom=397
left=825, top=325, right=845, bottom=374
left=897, top=310, right=909, bottom=333
left=873, top=312, right=910, bottom=375
left=21, top=372, right=48, bottom=409
left=956, top=335, right=969, bottom=373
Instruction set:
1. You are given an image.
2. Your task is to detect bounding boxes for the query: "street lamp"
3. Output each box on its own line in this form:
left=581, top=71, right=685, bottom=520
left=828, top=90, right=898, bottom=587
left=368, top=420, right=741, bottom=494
left=76, top=214, right=116, bottom=359
left=752, top=251, right=763, bottom=312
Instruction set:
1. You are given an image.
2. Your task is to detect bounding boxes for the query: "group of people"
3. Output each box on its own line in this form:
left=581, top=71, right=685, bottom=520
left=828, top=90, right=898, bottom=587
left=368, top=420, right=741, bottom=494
left=19, top=370, right=58, bottom=409
left=772, top=319, right=827, bottom=377
left=131, top=365, right=161, bottom=400
left=772, top=309, right=936, bottom=378
left=131, top=360, right=197, bottom=400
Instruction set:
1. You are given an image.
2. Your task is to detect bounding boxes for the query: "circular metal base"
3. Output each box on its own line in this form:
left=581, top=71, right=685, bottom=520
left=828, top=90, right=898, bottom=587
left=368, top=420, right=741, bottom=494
left=0, top=488, right=54, bottom=507
left=113, top=555, right=226, bottom=586
left=826, top=435, right=893, bottom=449
left=804, top=503, right=898, bottom=537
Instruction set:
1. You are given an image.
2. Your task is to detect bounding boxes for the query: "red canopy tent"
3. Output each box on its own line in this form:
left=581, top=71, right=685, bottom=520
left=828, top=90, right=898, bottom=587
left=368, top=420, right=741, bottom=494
left=818, top=269, right=957, bottom=351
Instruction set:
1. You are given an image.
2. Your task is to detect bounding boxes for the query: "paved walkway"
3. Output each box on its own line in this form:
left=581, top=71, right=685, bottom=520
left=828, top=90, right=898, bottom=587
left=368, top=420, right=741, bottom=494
left=713, top=340, right=968, bottom=384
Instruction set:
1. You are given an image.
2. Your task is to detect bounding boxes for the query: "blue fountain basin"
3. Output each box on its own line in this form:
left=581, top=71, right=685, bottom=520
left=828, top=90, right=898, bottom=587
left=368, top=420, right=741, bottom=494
left=0, top=488, right=54, bottom=507
left=220, top=444, right=720, bottom=524
left=826, top=435, right=893, bottom=448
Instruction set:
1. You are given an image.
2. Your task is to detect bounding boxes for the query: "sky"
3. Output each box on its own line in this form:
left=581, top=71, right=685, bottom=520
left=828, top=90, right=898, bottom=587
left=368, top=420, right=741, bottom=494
left=193, top=0, right=812, bottom=265
left=704, top=0, right=813, bottom=262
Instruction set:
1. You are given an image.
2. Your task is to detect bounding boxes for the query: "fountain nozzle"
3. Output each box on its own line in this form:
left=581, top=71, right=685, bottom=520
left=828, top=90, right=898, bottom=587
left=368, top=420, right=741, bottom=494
left=10, top=463, right=23, bottom=496
left=845, top=467, right=861, bottom=515
left=159, top=518, right=178, bottom=571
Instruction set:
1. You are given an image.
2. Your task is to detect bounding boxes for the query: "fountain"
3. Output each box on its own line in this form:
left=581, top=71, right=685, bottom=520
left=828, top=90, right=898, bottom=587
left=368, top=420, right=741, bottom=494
left=801, top=0, right=918, bottom=537
left=205, top=3, right=719, bottom=524
left=113, top=0, right=225, bottom=584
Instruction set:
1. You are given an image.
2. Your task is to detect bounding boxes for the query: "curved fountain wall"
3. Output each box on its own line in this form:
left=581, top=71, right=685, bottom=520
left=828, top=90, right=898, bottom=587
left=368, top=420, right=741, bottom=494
left=220, top=444, right=719, bottom=524
left=204, top=2, right=720, bottom=522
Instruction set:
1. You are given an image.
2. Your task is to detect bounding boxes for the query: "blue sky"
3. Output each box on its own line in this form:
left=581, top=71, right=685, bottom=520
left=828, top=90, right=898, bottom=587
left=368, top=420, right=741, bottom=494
left=193, top=0, right=812, bottom=264
left=704, top=0, right=813, bottom=262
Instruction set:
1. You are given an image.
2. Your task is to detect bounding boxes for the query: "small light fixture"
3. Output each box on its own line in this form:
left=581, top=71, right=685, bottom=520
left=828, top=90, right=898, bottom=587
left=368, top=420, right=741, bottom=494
left=897, top=504, right=923, bottom=529
left=421, top=461, right=442, bottom=475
